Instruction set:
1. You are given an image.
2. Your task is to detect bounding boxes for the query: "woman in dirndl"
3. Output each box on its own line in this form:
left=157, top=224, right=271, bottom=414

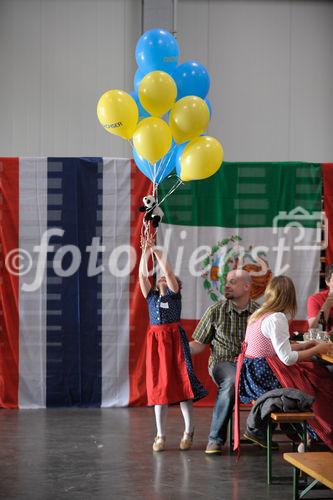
left=139, top=236, right=207, bottom=452
left=234, top=275, right=333, bottom=452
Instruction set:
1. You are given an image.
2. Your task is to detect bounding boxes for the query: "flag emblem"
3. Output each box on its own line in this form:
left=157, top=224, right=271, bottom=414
left=201, top=235, right=272, bottom=302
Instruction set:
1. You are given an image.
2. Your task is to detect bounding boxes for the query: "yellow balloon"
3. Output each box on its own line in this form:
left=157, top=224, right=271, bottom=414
left=133, top=117, right=172, bottom=164
left=97, top=90, right=138, bottom=140
left=170, top=96, right=210, bottom=144
left=139, top=71, right=177, bottom=117
left=179, top=136, right=224, bottom=181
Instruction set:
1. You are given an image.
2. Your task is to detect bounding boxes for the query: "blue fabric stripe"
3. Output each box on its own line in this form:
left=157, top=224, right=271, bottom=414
left=46, top=158, right=102, bottom=407
left=77, top=158, right=103, bottom=407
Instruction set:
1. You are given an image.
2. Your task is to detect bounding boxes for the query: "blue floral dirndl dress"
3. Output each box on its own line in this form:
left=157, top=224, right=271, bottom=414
left=239, top=357, right=317, bottom=440
left=239, top=357, right=281, bottom=403
left=145, top=287, right=208, bottom=405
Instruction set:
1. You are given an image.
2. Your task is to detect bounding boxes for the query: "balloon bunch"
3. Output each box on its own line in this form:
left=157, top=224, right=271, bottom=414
left=97, top=28, right=224, bottom=235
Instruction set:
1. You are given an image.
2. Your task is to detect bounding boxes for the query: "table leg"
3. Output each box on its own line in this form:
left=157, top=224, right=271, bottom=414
left=293, top=466, right=299, bottom=500
left=267, top=420, right=272, bottom=484
left=302, top=421, right=307, bottom=451
left=229, top=413, right=233, bottom=450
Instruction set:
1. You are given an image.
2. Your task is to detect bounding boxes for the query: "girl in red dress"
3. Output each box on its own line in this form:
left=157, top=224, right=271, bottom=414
left=139, top=236, right=207, bottom=452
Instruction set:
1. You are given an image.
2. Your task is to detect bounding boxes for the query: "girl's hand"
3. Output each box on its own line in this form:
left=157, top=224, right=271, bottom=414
left=302, top=341, right=318, bottom=350
left=140, top=235, right=145, bottom=249
left=145, top=235, right=155, bottom=250
left=140, top=234, right=154, bottom=250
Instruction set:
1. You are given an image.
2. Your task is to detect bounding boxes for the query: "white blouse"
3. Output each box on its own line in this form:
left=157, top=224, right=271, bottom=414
left=261, top=312, right=299, bottom=366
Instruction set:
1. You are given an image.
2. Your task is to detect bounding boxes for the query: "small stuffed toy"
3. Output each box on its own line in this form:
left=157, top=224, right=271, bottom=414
left=139, top=195, right=164, bottom=228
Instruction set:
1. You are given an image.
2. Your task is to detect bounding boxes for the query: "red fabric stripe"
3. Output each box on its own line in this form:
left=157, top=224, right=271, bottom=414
left=322, top=163, right=333, bottom=265
left=0, top=158, right=19, bottom=408
left=128, top=161, right=151, bottom=406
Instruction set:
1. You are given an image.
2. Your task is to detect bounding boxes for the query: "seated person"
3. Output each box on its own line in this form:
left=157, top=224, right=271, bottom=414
left=308, top=263, right=333, bottom=332
left=235, top=275, right=333, bottom=451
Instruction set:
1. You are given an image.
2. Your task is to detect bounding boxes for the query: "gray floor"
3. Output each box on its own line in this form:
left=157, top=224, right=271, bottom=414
left=0, top=407, right=330, bottom=500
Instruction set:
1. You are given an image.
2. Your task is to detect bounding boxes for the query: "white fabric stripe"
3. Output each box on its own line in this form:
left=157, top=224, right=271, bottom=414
left=19, top=157, right=47, bottom=408
left=101, top=159, right=131, bottom=407
left=159, top=224, right=320, bottom=320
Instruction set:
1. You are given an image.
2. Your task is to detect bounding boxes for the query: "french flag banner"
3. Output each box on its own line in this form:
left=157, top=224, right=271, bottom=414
left=0, top=157, right=150, bottom=408
left=1, top=158, right=333, bottom=408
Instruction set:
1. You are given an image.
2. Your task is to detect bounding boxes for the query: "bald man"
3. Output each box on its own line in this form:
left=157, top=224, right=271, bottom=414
left=190, top=270, right=259, bottom=454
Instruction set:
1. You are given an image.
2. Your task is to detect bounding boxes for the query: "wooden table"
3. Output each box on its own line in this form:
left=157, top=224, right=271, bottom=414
left=284, top=452, right=333, bottom=500
left=319, top=353, right=333, bottom=363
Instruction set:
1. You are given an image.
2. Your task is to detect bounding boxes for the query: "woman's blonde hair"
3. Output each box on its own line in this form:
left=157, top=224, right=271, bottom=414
left=248, top=275, right=297, bottom=324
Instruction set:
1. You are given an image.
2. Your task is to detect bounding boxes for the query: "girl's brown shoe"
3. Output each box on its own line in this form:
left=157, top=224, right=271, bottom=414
left=180, top=430, right=194, bottom=450
left=152, top=436, right=166, bottom=452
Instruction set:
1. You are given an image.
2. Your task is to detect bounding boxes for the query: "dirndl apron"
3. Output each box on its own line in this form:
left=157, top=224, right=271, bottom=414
left=145, top=322, right=208, bottom=406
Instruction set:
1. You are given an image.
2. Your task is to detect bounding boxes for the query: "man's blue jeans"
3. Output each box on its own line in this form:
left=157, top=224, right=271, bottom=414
left=208, top=361, right=236, bottom=445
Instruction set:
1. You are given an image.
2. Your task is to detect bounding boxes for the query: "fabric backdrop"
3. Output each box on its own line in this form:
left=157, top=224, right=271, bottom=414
left=0, top=158, right=332, bottom=408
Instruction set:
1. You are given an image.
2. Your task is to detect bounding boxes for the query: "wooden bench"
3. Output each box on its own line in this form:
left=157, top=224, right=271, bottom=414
left=231, top=405, right=315, bottom=484
left=284, top=452, right=333, bottom=500
left=267, top=412, right=315, bottom=484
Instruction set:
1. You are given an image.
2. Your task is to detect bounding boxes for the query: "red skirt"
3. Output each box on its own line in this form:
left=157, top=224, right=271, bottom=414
left=145, top=322, right=194, bottom=406
left=267, top=356, right=333, bottom=450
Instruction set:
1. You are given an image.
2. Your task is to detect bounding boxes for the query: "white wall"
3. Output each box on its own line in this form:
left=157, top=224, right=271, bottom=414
left=0, top=0, right=141, bottom=157
left=0, top=0, right=332, bottom=161
left=178, top=0, right=333, bottom=162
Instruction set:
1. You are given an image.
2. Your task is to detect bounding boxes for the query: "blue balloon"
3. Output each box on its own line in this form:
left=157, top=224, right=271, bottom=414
left=135, top=29, right=179, bottom=74
left=130, top=91, right=149, bottom=119
left=205, top=97, right=212, bottom=118
left=164, top=111, right=170, bottom=123
left=173, top=61, right=210, bottom=100
left=175, top=142, right=189, bottom=178
left=133, top=142, right=177, bottom=183
left=134, top=68, right=146, bottom=94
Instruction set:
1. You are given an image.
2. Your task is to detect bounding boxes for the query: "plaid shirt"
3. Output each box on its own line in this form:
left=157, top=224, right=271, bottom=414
left=192, top=297, right=259, bottom=371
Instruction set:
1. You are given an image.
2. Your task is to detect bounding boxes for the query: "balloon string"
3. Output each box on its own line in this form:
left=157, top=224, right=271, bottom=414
left=145, top=158, right=155, bottom=184
left=152, top=163, right=157, bottom=186
left=131, top=143, right=177, bottom=197
left=149, top=144, right=178, bottom=201
left=129, top=138, right=156, bottom=182
left=155, top=178, right=183, bottom=208
left=152, top=180, right=157, bottom=199
left=156, top=144, right=177, bottom=184
left=140, top=225, right=157, bottom=281
left=131, top=139, right=180, bottom=219
left=142, top=159, right=156, bottom=187
left=140, top=218, right=157, bottom=250
left=140, top=232, right=149, bottom=277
